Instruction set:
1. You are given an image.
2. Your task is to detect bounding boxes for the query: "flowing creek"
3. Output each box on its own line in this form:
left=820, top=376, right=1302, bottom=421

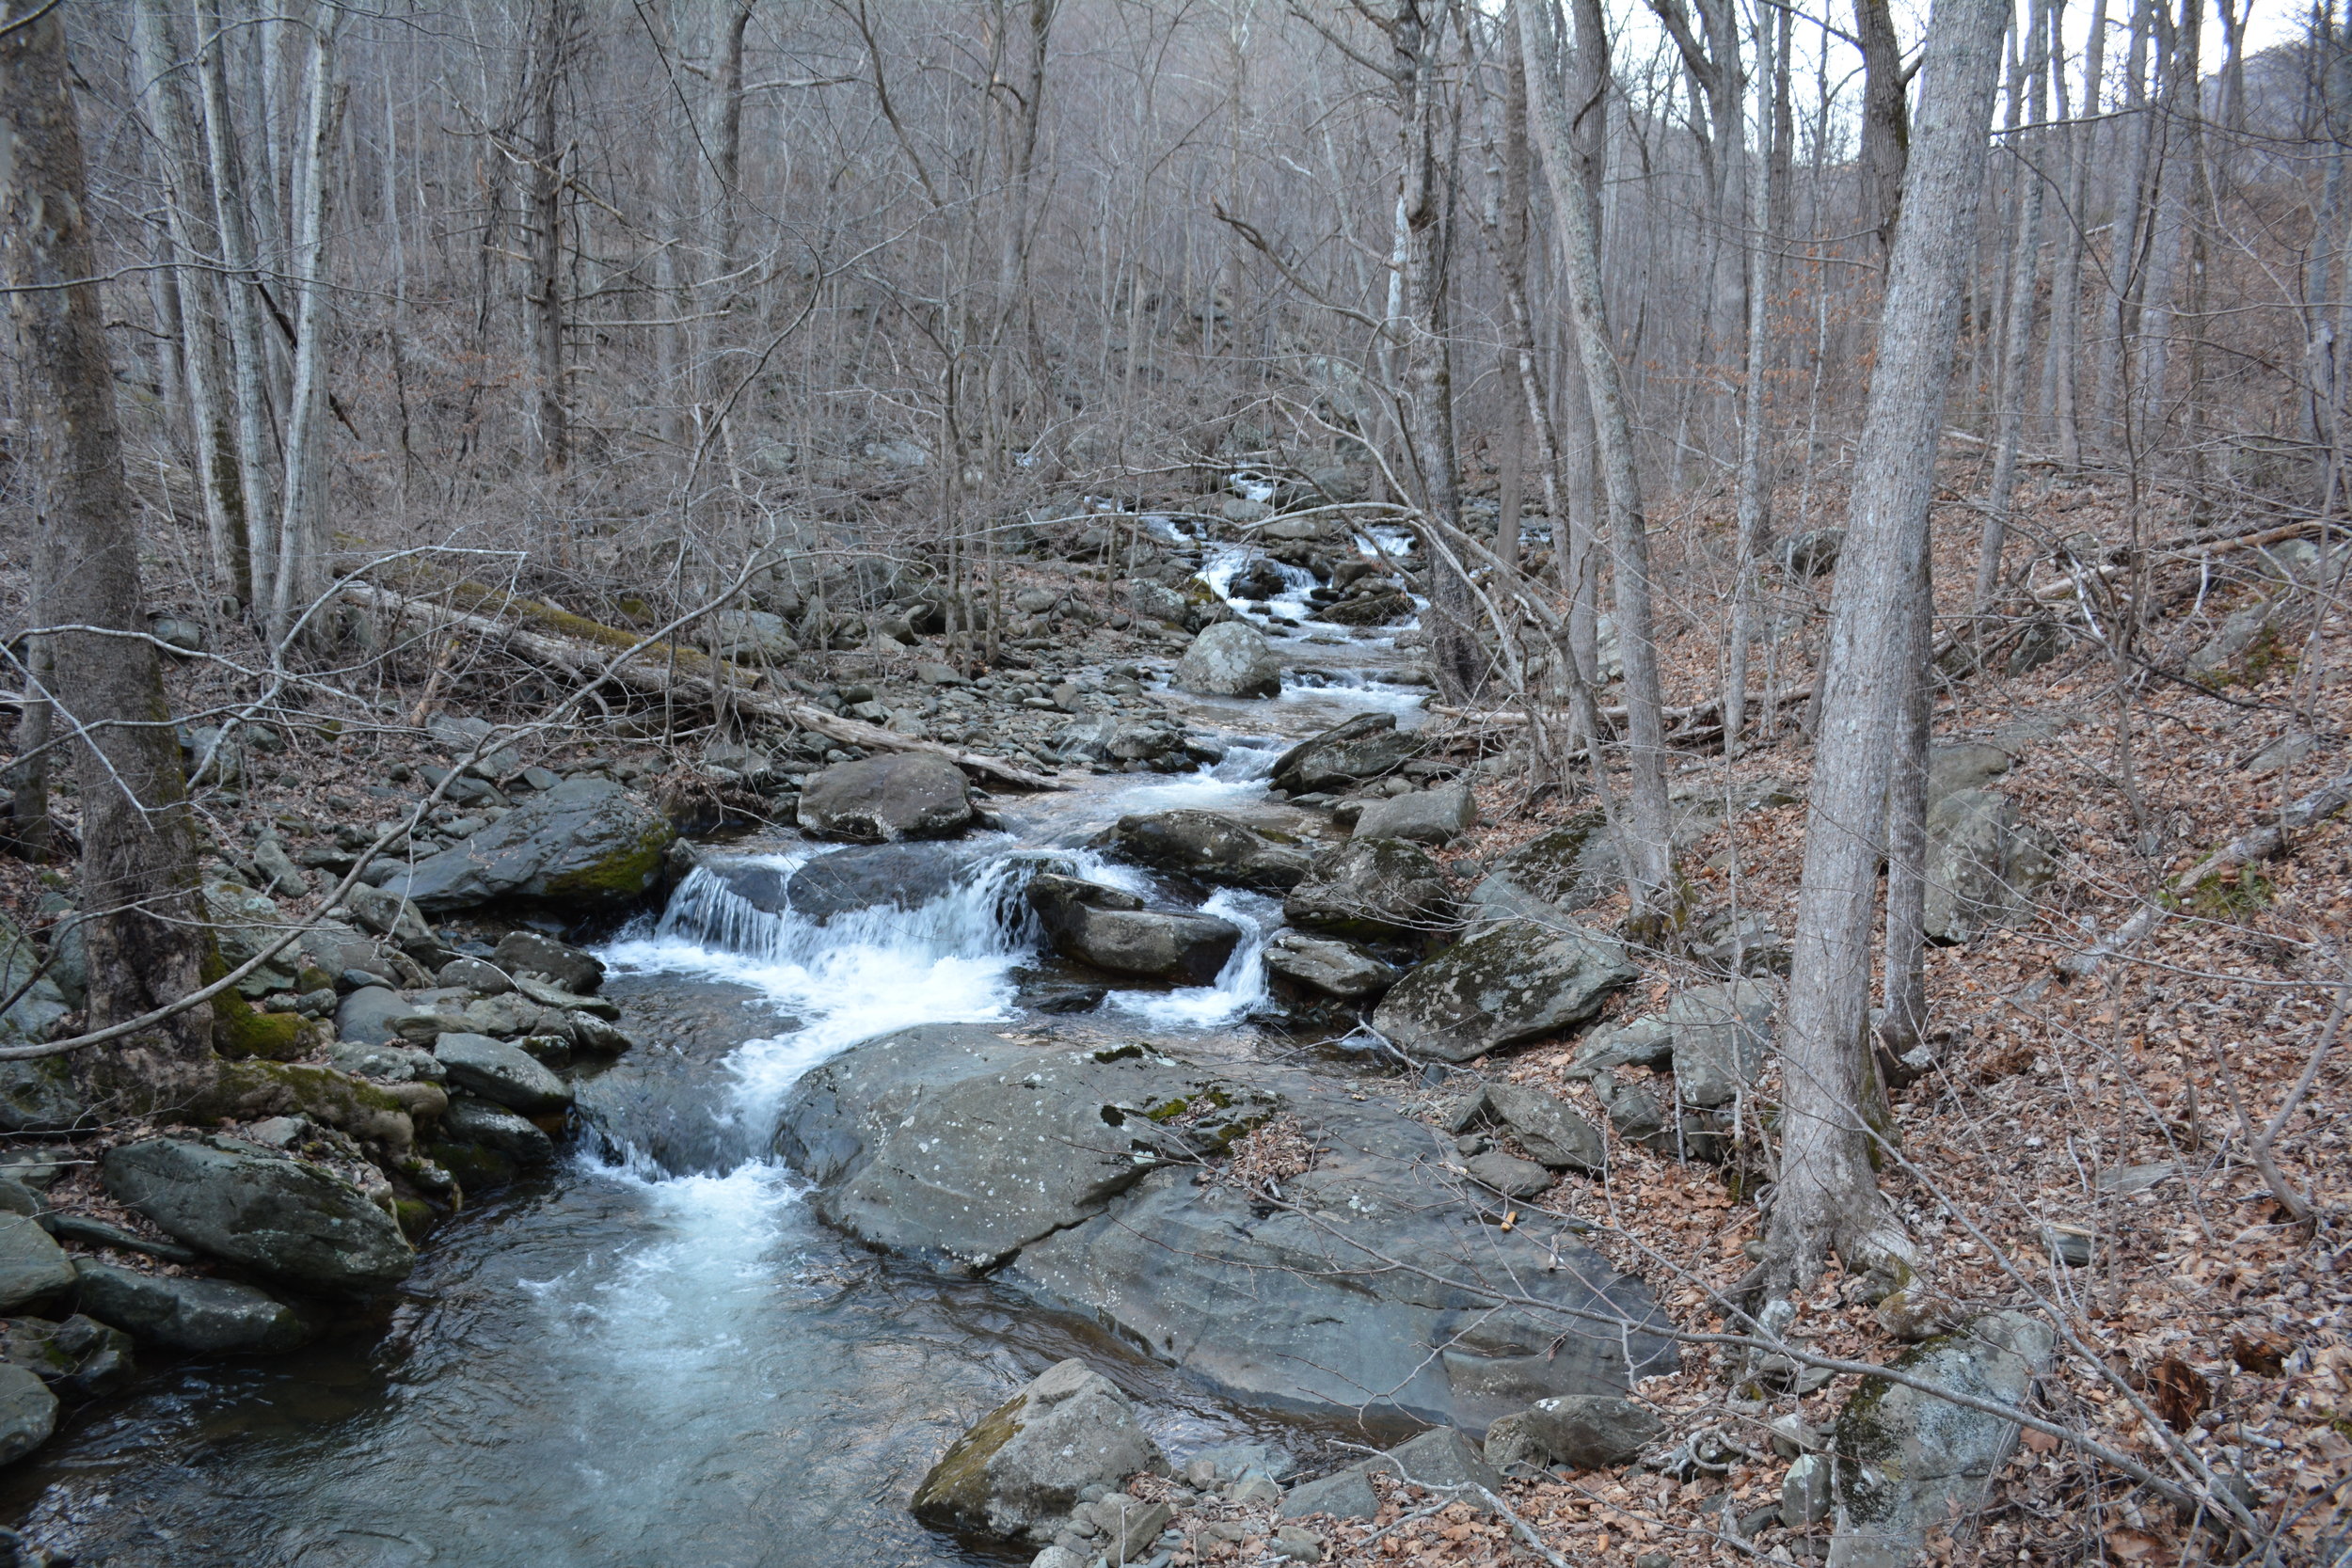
left=2, top=623, right=1433, bottom=1567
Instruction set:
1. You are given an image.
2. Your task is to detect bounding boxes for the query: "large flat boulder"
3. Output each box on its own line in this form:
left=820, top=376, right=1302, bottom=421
left=1263, top=930, right=1398, bottom=998
left=1172, top=620, right=1282, bottom=698
left=912, top=1358, right=1167, bottom=1545
left=1352, top=784, right=1477, bottom=847
left=797, top=753, right=975, bottom=843
left=1283, top=837, right=1454, bottom=942
left=1270, top=713, right=1421, bottom=795
left=776, top=1024, right=1677, bottom=1431
left=102, top=1135, right=415, bottom=1294
left=433, top=1032, right=573, bottom=1116
left=1103, top=811, right=1313, bottom=892
left=1026, top=875, right=1242, bottom=985
left=384, top=778, right=674, bottom=912
left=73, top=1261, right=317, bottom=1353
left=1373, top=919, right=1636, bottom=1062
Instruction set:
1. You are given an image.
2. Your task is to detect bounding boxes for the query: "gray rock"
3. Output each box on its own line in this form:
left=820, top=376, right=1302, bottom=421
left=2187, top=598, right=2283, bottom=679
left=1373, top=920, right=1636, bottom=1062
left=508, top=973, right=619, bottom=1020
left=1104, top=811, right=1313, bottom=892
left=492, top=930, right=606, bottom=994
left=1282, top=1429, right=1502, bottom=1523
left=703, top=608, right=799, bottom=664
left=1829, top=1311, right=2056, bottom=1568
left=1482, top=1396, right=1662, bottom=1471
left=437, top=1095, right=556, bottom=1165
left=333, top=986, right=411, bottom=1046
left=384, top=778, right=675, bottom=912
left=1927, top=743, right=2012, bottom=805
left=798, top=753, right=975, bottom=843
left=1669, top=981, right=1776, bottom=1109
left=1351, top=784, right=1477, bottom=847
left=0, top=1314, right=134, bottom=1397
left=1922, top=788, right=2054, bottom=944
left=785, top=843, right=970, bottom=921
left=1782, top=1451, right=1832, bottom=1528
left=1270, top=713, right=1422, bottom=795
left=1570, top=1018, right=1674, bottom=1075
left=1263, top=930, right=1398, bottom=998
left=1283, top=837, right=1454, bottom=942
left=1026, top=876, right=1242, bottom=985
left=102, top=1135, right=415, bottom=1294
left=911, top=1357, right=1168, bottom=1544
left=1780, top=528, right=1845, bottom=577
left=436, top=957, right=513, bottom=994
left=1173, top=621, right=1282, bottom=699
left=0, top=1058, right=85, bottom=1135
left=1462, top=1150, right=1550, bottom=1198
left=1485, top=1083, right=1606, bottom=1174
left=1464, top=813, right=1621, bottom=925
left=778, top=1025, right=1677, bottom=1431
left=454, top=991, right=540, bottom=1037
left=335, top=884, right=438, bottom=955
left=73, top=1261, right=317, bottom=1353
left=0, top=1217, right=73, bottom=1313
left=1127, top=578, right=1199, bottom=628
left=250, top=834, right=310, bottom=897
left=0, top=1364, right=56, bottom=1465
left=433, top=1032, right=573, bottom=1116
left=1270, top=1524, right=1327, bottom=1561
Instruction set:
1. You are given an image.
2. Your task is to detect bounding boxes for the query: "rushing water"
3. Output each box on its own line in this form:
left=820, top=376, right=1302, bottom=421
left=7, top=661, right=1416, bottom=1568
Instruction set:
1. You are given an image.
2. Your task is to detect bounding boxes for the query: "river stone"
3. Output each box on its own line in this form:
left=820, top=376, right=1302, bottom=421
left=1484, top=1083, right=1606, bottom=1174
left=786, top=843, right=968, bottom=921
left=203, top=879, right=304, bottom=997
left=437, top=957, right=513, bottom=995
left=1172, top=620, right=1282, bottom=698
left=1482, top=1395, right=1663, bottom=1471
left=385, top=778, right=675, bottom=912
left=1263, top=930, right=1398, bottom=998
left=1283, top=837, right=1454, bottom=942
left=0, top=1364, right=55, bottom=1465
left=912, top=1357, right=1168, bottom=1544
left=1282, top=1428, right=1502, bottom=1523
left=0, top=1217, right=73, bottom=1313
left=778, top=1024, right=1677, bottom=1430
left=326, top=1040, right=445, bottom=1085
left=0, top=1315, right=134, bottom=1397
left=1830, top=1311, right=2057, bottom=1568
left=1026, top=876, right=1242, bottom=985
left=433, top=1032, right=573, bottom=1116
left=1270, top=713, right=1422, bottom=795
left=798, top=753, right=975, bottom=843
left=1103, top=811, right=1313, bottom=892
left=492, top=930, right=606, bottom=994
left=1669, top=980, right=1777, bottom=1109
left=1373, top=919, right=1636, bottom=1062
left=72, top=1261, right=316, bottom=1353
left=438, top=1095, right=556, bottom=1164
left=1922, top=788, right=2055, bottom=944
left=703, top=607, right=798, bottom=664
left=101, top=1135, right=415, bottom=1293
left=1462, top=1150, right=1550, bottom=1198
left=1352, top=784, right=1477, bottom=847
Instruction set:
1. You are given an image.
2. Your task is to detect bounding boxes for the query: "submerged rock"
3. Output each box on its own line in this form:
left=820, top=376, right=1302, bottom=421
left=1270, top=713, right=1421, bottom=795
left=777, top=1024, right=1677, bottom=1431
left=385, top=778, right=675, bottom=912
left=911, top=1358, right=1167, bottom=1545
left=101, top=1135, right=415, bottom=1294
left=1173, top=621, right=1282, bottom=698
left=1104, top=810, right=1312, bottom=892
left=1373, top=919, right=1636, bottom=1062
left=798, top=753, right=976, bottom=843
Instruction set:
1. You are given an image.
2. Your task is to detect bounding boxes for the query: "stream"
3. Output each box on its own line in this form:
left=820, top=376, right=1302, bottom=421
left=1, top=583, right=1433, bottom=1567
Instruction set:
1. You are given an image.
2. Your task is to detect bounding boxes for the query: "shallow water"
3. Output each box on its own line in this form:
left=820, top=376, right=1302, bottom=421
left=8, top=554, right=1421, bottom=1568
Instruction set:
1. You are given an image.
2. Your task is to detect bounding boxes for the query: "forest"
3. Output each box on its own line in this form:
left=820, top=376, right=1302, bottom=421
left=0, top=0, right=2349, bottom=1564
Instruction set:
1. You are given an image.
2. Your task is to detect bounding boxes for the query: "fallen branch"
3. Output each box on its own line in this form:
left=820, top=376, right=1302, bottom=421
left=342, top=581, right=1063, bottom=790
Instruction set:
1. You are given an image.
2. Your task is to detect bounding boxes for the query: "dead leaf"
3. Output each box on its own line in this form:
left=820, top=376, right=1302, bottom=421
left=2146, top=1354, right=2213, bottom=1432
left=2107, top=1527, right=2174, bottom=1564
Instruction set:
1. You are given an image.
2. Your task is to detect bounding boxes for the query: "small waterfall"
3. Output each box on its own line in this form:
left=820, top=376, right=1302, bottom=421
left=1103, top=886, right=1279, bottom=1030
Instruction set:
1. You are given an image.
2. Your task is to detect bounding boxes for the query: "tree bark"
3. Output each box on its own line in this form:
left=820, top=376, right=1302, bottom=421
left=1975, top=0, right=2056, bottom=626
left=1518, top=0, right=1677, bottom=933
left=1855, top=0, right=1910, bottom=255
left=271, top=0, right=345, bottom=646
left=1725, top=2, right=1778, bottom=755
left=1762, top=0, right=2010, bottom=1293
left=2, top=9, right=218, bottom=1111
left=529, top=0, right=573, bottom=481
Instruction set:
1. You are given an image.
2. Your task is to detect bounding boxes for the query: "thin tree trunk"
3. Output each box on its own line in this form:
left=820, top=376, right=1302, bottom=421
left=1519, top=0, right=1677, bottom=934
left=7, top=638, right=53, bottom=863
left=1761, top=0, right=2010, bottom=1296
left=2130, top=0, right=2201, bottom=461
left=530, top=0, right=572, bottom=483
left=1879, top=556, right=1933, bottom=1059
left=2, top=9, right=218, bottom=1110
left=1726, top=3, right=1778, bottom=756
left=2046, top=0, right=2106, bottom=467
left=2092, top=0, right=2158, bottom=447
left=272, top=1, right=344, bottom=646
left=1975, top=0, right=2056, bottom=626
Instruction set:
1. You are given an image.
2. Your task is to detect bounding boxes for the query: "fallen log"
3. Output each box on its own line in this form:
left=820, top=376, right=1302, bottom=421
left=343, top=581, right=1065, bottom=791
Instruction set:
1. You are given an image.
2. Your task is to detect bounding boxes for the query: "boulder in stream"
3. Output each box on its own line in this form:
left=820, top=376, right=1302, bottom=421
left=1102, top=810, right=1312, bottom=892
left=1269, top=713, right=1422, bottom=795
left=0, top=1217, right=73, bottom=1314
left=72, top=1261, right=317, bottom=1354
left=492, top=930, right=607, bottom=994
left=1263, top=930, right=1397, bottom=998
left=0, top=1364, right=55, bottom=1466
left=911, top=1357, right=1167, bottom=1545
left=1372, top=918, right=1635, bottom=1062
left=1025, top=875, right=1242, bottom=985
left=1172, top=621, right=1282, bottom=699
left=797, top=753, right=976, bottom=843
left=783, top=843, right=970, bottom=921
left=776, top=1023, right=1677, bottom=1431
left=385, top=778, right=675, bottom=912
left=102, top=1135, right=415, bottom=1294
left=433, top=1032, right=574, bottom=1116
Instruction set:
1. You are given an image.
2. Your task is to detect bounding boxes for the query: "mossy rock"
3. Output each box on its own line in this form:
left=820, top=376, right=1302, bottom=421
left=202, top=1059, right=416, bottom=1151
left=422, top=1139, right=516, bottom=1193
left=215, top=992, right=314, bottom=1062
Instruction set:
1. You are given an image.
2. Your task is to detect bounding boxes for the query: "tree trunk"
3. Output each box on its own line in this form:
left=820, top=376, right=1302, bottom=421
left=1761, top=0, right=2010, bottom=1294
left=1879, top=556, right=1933, bottom=1059
left=1855, top=0, right=1910, bottom=255
left=6, top=638, right=53, bottom=863
left=2092, top=0, right=2158, bottom=448
left=1518, top=0, right=1677, bottom=933
left=271, top=1, right=345, bottom=646
left=1725, top=2, right=1778, bottom=755
left=2046, top=0, right=2106, bottom=467
left=2, top=9, right=218, bottom=1111
left=530, top=0, right=572, bottom=482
